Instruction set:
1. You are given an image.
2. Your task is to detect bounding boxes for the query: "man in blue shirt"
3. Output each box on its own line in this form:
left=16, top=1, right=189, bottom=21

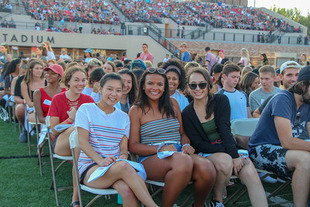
left=249, top=66, right=310, bottom=207
left=180, top=43, right=191, bottom=62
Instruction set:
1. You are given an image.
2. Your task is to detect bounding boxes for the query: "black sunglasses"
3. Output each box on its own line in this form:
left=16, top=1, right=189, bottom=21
left=188, top=83, right=207, bottom=90
left=148, top=67, right=166, bottom=74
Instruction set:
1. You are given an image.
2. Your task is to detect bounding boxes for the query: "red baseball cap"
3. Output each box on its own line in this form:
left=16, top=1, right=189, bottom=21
left=44, top=64, right=64, bottom=77
left=219, top=50, right=225, bottom=54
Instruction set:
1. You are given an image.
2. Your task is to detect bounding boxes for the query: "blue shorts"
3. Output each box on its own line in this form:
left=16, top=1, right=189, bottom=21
left=138, top=143, right=182, bottom=163
left=249, top=144, right=292, bottom=180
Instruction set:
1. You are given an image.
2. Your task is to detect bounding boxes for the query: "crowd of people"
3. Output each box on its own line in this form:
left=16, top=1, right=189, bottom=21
left=186, top=2, right=301, bottom=32
left=0, top=42, right=310, bottom=207
left=22, top=0, right=120, bottom=25
left=0, top=0, right=12, bottom=12
left=18, top=0, right=302, bottom=34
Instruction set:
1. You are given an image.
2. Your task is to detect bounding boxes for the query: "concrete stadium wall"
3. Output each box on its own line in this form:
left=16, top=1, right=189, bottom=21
left=0, top=28, right=172, bottom=65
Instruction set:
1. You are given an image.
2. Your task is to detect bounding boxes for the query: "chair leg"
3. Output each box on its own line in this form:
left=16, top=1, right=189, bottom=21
left=48, top=137, right=59, bottom=206
left=85, top=195, right=103, bottom=207
left=27, top=128, right=31, bottom=156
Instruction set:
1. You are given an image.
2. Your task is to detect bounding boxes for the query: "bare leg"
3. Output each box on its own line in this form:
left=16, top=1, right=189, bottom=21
left=54, top=126, right=74, bottom=156
left=112, top=180, right=139, bottom=207
left=286, top=150, right=310, bottom=207
left=238, top=160, right=268, bottom=207
left=15, top=104, right=25, bottom=124
left=207, top=153, right=233, bottom=203
left=190, top=154, right=216, bottom=207
left=83, top=161, right=158, bottom=207
left=142, top=153, right=193, bottom=207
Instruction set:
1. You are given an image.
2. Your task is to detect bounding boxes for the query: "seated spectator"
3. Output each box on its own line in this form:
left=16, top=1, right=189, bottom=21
left=129, top=68, right=216, bottom=207
left=35, top=21, right=41, bottom=30
left=1, top=18, right=8, bottom=28
left=33, top=64, right=65, bottom=124
left=75, top=73, right=158, bottom=207
left=161, top=59, right=189, bottom=111
left=8, top=18, right=16, bottom=28
left=114, top=69, right=137, bottom=113
left=182, top=68, right=268, bottom=207
left=48, top=66, right=95, bottom=207
left=249, top=66, right=310, bottom=207
left=249, top=66, right=282, bottom=112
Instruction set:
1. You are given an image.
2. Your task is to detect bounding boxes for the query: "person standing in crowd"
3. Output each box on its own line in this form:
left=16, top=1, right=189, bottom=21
left=84, top=48, right=92, bottom=63
left=183, top=68, right=268, bottom=207
left=249, top=66, right=282, bottom=112
left=59, top=49, right=70, bottom=61
left=139, top=43, right=154, bottom=64
left=300, top=54, right=309, bottom=66
left=163, top=54, right=170, bottom=63
left=180, top=43, right=191, bottom=62
left=249, top=66, right=310, bottom=207
left=0, top=43, right=12, bottom=70
left=216, top=50, right=229, bottom=65
left=129, top=68, right=216, bottom=207
left=44, top=42, right=56, bottom=60
left=239, top=48, right=251, bottom=67
left=205, top=47, right=216, bottom=74
left=260, top=53, right=269, bottom=65
left=103, top=61, right=116, bottom=74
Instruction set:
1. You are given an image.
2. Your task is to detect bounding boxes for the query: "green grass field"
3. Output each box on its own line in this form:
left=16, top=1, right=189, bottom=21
left=0, top=119, right=293, bottom=207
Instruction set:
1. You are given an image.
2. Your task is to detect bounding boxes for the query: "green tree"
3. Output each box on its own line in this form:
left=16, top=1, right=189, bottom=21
left=272, top=5, right=310, bottom=35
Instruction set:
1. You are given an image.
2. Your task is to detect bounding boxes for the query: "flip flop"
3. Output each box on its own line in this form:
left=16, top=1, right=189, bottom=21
left=71, top=201, right=80, bottom=207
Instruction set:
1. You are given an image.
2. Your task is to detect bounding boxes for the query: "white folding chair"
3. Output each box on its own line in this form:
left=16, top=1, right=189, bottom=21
left=69, top=129, right=118, bottom=207
left=46, top=116, right=73, bottom=206
left=228, top=118, right=292, bottom=205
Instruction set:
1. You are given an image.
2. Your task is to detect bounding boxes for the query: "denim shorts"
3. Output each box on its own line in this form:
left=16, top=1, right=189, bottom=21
left=138, top=143, right=182, bottom=163
left=249, top=144, right=292, bottom=180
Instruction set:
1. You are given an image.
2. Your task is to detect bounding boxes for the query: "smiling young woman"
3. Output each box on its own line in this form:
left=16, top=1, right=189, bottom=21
left=48, top=66, right=94, bottom=207
left=129, top=68, right=216, bottom=207
left=75, top=73, right=158, bottom=207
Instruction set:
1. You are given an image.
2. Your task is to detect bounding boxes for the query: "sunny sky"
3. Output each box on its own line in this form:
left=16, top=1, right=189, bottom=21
left=248, top=0, right=310, bottom=17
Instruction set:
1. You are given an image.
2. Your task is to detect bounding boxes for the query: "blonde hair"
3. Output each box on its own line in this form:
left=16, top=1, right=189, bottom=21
left=241, top=48, right=250, bottom=60
left=144, top=60, right=153, bottom=68
left=44, top=41, right=53, bottom=52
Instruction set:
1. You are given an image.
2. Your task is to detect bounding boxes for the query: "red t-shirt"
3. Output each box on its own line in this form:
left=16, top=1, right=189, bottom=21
left=139, top=52, right=154, bottom=64
left=40, top=87, right=66, bottom=117
left=47, top=92, right=94, bottom=123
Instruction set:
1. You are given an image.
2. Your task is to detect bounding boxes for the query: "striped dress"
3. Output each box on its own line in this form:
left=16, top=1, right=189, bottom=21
left=75, top=103, right=130, bottom=176
left=140, top=117, right=181, bottom=145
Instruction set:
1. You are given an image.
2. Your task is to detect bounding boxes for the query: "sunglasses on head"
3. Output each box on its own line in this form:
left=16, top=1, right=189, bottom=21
left=188, top=82, right=207, bottom=90
left=148, top=67, right=166, bottom=75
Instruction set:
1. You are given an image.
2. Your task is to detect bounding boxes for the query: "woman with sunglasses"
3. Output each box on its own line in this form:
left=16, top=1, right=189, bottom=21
left=182, top=68, right=267, bottom=207
left=161, top=59, right=189, bottom=111
left=129, top=68, right=216, bottom=207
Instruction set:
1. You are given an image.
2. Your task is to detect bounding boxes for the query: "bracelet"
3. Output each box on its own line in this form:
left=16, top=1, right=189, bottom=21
left=22, top=99, right=25, bottom=104
left=65, top=119, right=73, bottom=124
left=182, top=144, right=191, bottom=148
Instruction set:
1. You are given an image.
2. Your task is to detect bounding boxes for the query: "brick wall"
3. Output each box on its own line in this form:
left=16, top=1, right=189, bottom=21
left=171, top=40, right=310, bottom=67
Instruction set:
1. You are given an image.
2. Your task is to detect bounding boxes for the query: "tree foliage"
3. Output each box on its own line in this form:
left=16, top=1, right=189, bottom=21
left=271, top=5, right=310, bottom=35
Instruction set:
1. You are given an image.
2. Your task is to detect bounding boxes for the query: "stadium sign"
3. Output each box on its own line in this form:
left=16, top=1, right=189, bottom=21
left=1, top=33, right=55, bottom=44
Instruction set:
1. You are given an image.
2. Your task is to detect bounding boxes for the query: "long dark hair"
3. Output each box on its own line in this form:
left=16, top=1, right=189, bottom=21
left=161, top=58, right=186, bottom=91
left=261, top=53, right=268, bottom=63
left=3, top=58, right=21, bottom=78
left=118, top=69, right=138, bottom=106
left=135, top=70, right=175, bottom=118
left=240, top=72, right=258, bottom=97
left=188, top=67, right=215, bottom=120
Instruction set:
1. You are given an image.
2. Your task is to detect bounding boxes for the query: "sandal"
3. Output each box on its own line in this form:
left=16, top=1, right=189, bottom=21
left=71, top=201, right=80, bottom=207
